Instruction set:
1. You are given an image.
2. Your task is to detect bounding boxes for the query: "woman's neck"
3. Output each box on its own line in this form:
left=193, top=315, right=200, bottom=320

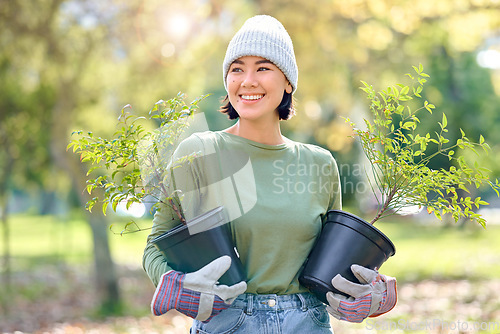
left=224, top=119, right=285, bottom=145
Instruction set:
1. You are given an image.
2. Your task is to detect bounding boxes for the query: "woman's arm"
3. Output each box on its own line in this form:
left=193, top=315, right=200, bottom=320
left=142, top=204, right=180, bottom=286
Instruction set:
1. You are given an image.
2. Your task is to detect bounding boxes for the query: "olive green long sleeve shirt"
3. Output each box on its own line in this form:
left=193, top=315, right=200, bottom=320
left=142, top=131, right=341, bottom=295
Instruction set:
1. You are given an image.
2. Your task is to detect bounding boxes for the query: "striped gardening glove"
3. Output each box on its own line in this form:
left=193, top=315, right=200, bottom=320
left=151, top=255, right=247, bottom=322
left=326, top=264, right=397, bottom=323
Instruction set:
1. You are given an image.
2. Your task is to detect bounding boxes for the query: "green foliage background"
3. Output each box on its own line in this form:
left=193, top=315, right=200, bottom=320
left=2, top=0, right=500, bottom=210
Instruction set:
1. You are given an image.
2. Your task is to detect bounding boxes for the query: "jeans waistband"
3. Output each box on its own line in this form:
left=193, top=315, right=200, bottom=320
left=230, top=293, right=323, bottom=314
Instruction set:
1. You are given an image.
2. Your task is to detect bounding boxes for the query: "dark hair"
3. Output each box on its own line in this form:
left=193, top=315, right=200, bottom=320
left=219, top=92, right=296, bottom=120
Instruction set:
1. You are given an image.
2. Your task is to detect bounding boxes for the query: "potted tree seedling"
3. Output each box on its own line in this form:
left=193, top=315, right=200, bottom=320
left=68, top=93, right=246, bottom=285
left=299, top=65, right=500, bottom=303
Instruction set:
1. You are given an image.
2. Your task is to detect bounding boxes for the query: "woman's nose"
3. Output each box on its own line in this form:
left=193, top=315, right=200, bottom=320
left=241, top=72, right=258, bottom=88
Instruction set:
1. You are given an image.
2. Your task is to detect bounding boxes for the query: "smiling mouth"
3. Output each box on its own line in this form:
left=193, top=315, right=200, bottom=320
left=240, top=94, right=264, bottom=101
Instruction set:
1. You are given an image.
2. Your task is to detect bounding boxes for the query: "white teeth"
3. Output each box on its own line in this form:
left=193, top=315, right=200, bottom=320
left=241, top=95, right=263, bottom=100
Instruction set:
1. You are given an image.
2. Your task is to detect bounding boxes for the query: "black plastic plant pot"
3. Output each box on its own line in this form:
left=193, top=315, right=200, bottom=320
left=151, top=207, right=246, bottom=286
left=299, top=210, right=395, bottom=304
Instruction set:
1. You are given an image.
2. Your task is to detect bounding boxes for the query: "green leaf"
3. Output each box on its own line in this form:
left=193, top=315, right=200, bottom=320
left=424, top=101, right=435, bottom=113
left=403, top=121, right=415, bottom=130
left=126, top=198, right=135, bottom=210
left=112, top=199, right=119, bottom=212
left=102, top=201, right=109, bottom=216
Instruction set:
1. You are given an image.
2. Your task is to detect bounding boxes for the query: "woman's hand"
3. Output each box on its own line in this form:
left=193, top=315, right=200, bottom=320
left=326, top=264, right=397, bottom=323
left=151, top=256, right=247, bottom=322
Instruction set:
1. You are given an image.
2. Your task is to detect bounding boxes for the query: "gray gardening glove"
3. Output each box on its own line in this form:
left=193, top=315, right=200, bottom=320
left=151, top=255, right=247, bottom=322
left=326, top=264, right=397, bottom=323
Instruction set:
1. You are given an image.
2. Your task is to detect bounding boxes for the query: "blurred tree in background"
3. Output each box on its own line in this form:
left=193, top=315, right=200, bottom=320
left=0, top=0, right=125, bottom=313
left=1, top=0, right=500, bottom=313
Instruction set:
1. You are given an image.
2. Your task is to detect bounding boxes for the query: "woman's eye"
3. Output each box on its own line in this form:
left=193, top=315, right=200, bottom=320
left=230, top=67, right=242, bottom=73
left=258, top=67, right=270, bottom=71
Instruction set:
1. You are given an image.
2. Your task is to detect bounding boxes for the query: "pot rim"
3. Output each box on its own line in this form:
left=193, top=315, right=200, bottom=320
left=327, top=209, right=396, bottom=257
left=152, top=206, right=226, bottom=243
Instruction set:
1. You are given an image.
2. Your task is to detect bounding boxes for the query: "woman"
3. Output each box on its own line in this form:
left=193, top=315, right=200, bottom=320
left=143, top=15, right=397, bottom=333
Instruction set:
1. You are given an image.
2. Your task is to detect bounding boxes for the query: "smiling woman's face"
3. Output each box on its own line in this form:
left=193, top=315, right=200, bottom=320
left=226, top=56, right=292, bottom=122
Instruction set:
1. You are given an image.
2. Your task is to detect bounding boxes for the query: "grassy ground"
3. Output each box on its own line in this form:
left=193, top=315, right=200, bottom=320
left=377, top=217, right=500, bottom=282
left=2, top=212, right=500, bottom=333
left=5, top=212, right=150, bottom=266
left=8, top=212, right=500, bottom=280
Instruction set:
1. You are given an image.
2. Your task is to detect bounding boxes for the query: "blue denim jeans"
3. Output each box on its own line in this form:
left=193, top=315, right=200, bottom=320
left=190, top=293, right=332, bottom=333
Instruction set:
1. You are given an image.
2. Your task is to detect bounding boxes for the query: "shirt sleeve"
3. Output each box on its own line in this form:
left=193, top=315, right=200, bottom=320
left=328, top=154, right=342, bottom=211
left=142, top=205, right=178, bottom=286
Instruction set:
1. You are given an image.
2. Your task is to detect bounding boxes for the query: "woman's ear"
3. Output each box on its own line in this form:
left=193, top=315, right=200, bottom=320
left=285, top=83, right=293, bottom=94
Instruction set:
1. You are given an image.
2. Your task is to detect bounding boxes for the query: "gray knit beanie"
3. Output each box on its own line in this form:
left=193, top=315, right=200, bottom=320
left=223, top=15, right=298, bottom=94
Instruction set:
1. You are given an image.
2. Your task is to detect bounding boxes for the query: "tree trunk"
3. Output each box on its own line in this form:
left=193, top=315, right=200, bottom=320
left=50, top=80, right=121, bottom=312
left=86, top=209, right=121, bottom=312
left=0, top=132, right=14, bottom=316
left=0, top=186, right=12, bottom=316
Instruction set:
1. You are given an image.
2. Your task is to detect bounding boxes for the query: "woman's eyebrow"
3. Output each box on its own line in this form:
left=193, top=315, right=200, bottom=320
left=255, top=59, right=273, bottom=65
left=231, top=59, right=244, bottom=65
left=231, top=59, right=274, bottom=66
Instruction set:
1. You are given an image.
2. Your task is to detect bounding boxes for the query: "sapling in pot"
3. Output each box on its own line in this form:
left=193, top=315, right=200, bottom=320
left=68, top=93, right=246, bottom=285
left=299, top=65, right=500, bottom=302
